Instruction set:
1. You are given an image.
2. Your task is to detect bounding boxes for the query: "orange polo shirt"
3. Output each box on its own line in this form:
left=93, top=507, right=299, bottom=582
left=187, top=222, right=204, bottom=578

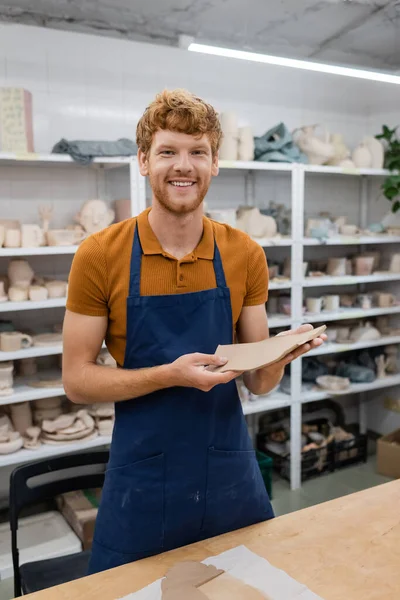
left=66, top=208, right=269, bottom=367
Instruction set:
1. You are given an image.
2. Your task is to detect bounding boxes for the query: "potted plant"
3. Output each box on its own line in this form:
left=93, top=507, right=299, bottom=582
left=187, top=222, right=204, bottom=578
left=376, top=125, right=400, bottom=212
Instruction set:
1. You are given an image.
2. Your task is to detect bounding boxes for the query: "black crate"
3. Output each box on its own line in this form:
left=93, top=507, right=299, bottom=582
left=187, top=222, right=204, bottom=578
left=334, top=431, right=368, bottom=469
left=257, top=433, right=335, bottom=482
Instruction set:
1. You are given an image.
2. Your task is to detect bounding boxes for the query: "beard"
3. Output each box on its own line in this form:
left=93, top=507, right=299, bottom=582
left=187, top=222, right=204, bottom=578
left=149, top=171, right=210, bottom=215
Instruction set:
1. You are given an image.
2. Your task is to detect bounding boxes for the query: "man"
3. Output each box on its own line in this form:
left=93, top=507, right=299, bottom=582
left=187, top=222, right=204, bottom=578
left=63, top=89, right=325, bottom=574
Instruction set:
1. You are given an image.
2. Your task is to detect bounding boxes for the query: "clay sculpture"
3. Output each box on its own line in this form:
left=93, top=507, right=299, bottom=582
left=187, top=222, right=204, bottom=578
left=41, top=409, right=96, bottom=444
left=214, top=325, right=326, bottom=372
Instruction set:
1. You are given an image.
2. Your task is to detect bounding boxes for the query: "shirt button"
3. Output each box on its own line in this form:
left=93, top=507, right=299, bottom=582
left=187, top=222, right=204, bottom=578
left=179, top=274, right=184, bottom=281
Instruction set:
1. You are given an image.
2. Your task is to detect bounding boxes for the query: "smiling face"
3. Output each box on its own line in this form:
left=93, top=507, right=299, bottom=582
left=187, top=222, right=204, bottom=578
left=138, top=130, right=219, bottom=215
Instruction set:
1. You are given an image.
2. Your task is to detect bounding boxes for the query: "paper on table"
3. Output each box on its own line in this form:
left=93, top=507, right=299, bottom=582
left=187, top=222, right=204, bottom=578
left=117, top=545, right=324, bottom=600
left=213, top=325, right=327, bottom=372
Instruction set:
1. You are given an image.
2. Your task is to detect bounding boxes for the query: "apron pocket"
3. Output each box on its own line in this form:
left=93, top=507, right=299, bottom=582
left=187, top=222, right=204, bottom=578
left=94, top=453, right=164, bottom=555
left=202, top=447, right=271, bottom=538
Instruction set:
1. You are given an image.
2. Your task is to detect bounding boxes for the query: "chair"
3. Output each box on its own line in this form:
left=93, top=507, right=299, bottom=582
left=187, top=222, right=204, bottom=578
left=9, top=450, right=109, bottom=597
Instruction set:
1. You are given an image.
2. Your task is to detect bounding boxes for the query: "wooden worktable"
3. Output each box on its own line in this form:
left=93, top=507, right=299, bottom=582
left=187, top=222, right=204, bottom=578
left=25, top=480, right=400, bottom=600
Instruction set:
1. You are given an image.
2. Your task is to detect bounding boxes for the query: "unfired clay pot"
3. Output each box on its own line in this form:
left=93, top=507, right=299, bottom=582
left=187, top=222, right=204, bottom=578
left=0, top=362, right=13, bottom=395
left=0, top=282, right=7, bottom=303
left=8, top=286, right=28, bottom=302
left=28, top=285, right=48, bottom=302
left=353, top=256, right=374, bottom=276
left=10, top=402, right=33, bottom=435
left=236, top=207, right=277, bottom=238
left=45, top=281, right=67, bottom=298
left=21, top=224, right=43, bottom=248
left=8, top=259, right=34, bottom=289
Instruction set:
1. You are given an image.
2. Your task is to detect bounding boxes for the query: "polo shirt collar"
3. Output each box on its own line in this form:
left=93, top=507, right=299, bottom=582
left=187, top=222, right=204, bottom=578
left=137, top=207, right=214, bottom=260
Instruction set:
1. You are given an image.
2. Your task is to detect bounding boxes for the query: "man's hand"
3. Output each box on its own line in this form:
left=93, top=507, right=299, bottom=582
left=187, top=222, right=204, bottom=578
left=169, top=353, right=242, bottom=392
left=245, top=324, right=327, bottom=395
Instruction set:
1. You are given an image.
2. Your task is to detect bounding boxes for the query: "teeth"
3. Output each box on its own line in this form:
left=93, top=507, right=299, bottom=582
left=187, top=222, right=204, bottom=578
left=170, top=181, right=194, bottom=187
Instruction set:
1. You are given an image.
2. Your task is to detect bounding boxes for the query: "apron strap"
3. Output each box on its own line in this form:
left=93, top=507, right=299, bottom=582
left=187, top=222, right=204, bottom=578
left=128, top=224, right=143, bottom=298
left=213, top=241, right=227, bottom=288
left=128, top=224, right=228, bottom=297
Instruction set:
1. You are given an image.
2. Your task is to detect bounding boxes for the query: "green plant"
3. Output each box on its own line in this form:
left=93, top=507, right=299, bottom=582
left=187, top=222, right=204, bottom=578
left=376, top=125, right=400, bottom=212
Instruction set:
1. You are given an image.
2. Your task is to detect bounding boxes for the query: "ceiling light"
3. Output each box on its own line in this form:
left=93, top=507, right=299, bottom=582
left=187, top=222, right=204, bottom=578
left=188, top=43, right=400, bottom=85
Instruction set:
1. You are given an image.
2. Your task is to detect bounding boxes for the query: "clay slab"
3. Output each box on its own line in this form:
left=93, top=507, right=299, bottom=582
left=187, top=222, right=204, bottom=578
left=214, top=325, right=326, bottom=372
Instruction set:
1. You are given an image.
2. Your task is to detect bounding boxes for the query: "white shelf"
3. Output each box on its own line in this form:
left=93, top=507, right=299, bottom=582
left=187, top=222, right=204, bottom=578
left=0, top=434, right=111, bottom=468
left=303, top=165, right=389, bottom=176
left=269, top=280, right=292, bottom=290
left=303, top=273, right=400, bottom=287
left=303, top=305, right=400, bottom=324
left=219, top=160, right=293, bottom=172
left=303, top=236, right=400, bottom=246
left=0, top=298, right=66, bottom=312
left=0, top=152, right=131, bottom=168
left=268, top=315, right=293, bottom=328
left=0, top=246, right=79, bottom=257
left=309, top=335, right=400, bottom=357
left=243, top=391, right=290, bottom=415
left=301, top=374, right=400, bottom=403
left=0, top=344, right=63, bottom=361
left=0, top=380, right=65, bottom=406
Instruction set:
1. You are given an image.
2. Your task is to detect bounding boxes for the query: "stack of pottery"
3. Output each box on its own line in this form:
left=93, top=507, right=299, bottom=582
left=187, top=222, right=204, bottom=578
left=32, top=397, right=63, bottom=424
left=7, top=259, right=35, bottom=302
left=41, top=410, right=96, bottom=445
left=89, top=403, right=115, bottom=437
left=219, top=112, right=239, bottom=161
left=0, top=414, right=23, bottom=454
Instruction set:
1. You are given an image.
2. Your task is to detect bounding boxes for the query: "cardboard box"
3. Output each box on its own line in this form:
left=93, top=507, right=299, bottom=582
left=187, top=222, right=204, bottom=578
left=56, top=489, right=102, bottom=550
left=0, top=88, right=34, bottom=152
left=377, top=429, right=400, bottom=479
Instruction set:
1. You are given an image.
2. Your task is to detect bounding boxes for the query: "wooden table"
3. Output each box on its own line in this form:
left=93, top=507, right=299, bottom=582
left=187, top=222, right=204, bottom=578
left=25, top=480, right=400, bottom=600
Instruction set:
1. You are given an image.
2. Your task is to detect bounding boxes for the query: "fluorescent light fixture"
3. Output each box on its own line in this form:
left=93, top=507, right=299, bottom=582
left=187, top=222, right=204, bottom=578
left=188, top=43, right=400, bottom=85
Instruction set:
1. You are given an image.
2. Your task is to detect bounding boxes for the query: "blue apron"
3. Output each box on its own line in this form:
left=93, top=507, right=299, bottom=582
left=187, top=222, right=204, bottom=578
left=88, top=225, right=274, bottom=574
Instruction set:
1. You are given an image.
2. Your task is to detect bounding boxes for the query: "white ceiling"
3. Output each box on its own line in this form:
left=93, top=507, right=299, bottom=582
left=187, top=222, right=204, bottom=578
left=0, top=0, right=399, bottom=70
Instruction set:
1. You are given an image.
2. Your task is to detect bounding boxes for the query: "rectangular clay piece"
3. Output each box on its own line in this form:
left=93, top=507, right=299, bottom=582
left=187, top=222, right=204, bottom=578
left=214, top=325, right=326, bottom=372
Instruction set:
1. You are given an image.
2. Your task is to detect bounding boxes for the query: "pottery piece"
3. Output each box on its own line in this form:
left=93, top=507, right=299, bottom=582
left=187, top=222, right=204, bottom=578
left=340, top=224, right=359, bottom=236
left=28, top=285, right=48, bottom=302
left=8, top=286, right=28, bottom=302
left=19, top=357, right=37, bottom=376
left=46, top=229, right=86, bottom=246
left=89, top=403, right=115, bottom=418
left=293, top=125, right=335, bottom=165
left=238, top=126, right=254, bottom=161
left=325, top=327, right=337, bottom=343
left=28, top=375, right=63, bottom=388
left=42, top=413, right=77, bottom=434
left=363, top=136, right=384, bottom=169
left=214, top=325, right=326, bottom=372
left=220, top=112, right=238, bottom=133
left=42, top=432, right=98, bottom=445
left=349, top=322, right=381, bottom=343
left=97, top=419, right=114, bottom=436
left=376, top=316, right=390, bottom=335
left=306, top=297, right=323, bottom=314
left=0, top=431, right=23, bottom=454
left=32, top=333, right=63, bottom=346
left=218, top=135, right=238, bottom=161
left=385, top=345, right=399, bottom=374
left=41, top=409, right=95, bottom=442
left=38, top=204, right=53, bottom=234
left=352, top=142, right=372, bottom=168
left=327, top=257, right=347, bottom=277
left=375, top=355, right=388, bottom=379
left=75, top=199, right=115, bottom=234
left=0, top=331, right=33, bottom=352
left=8, top=259, right=34, bottom=289
left=0, top=361, right=13, bottom=395
left=0, top=282, right=7, bottom=303
left=322, top=295, right=340, bottom=312
left=374, top=292, right=395, bottom=308
left=21, top=224, right=43, bottom=248
left=114, top=199, right=131, bottom=223
left=340, top=294, right=355, bottom=308
left=389, top=253, right=400, bottom=273
left=24, top=426, right=42, bottom=450
left=4, top=229, right=21, bottom=248
left=316, top=375, right=350, bottom=391
left=10, top=402, right=33, bottom=435
left=337, top=362, right=375, bottom=383
left=278, top=295, right=291, bottom=316
left=353, top=256, right=374, bottom=276
left=356, top=294, right=372, bottom=310
left=345, top=259, right=353, bottom=275
left=327, top=133, right=350, bottom=166
left=236, top=207, right=277, bottom=238
left=207, top=209, right=237, bottom=228
left=45, top=280, right=67, bottom=298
